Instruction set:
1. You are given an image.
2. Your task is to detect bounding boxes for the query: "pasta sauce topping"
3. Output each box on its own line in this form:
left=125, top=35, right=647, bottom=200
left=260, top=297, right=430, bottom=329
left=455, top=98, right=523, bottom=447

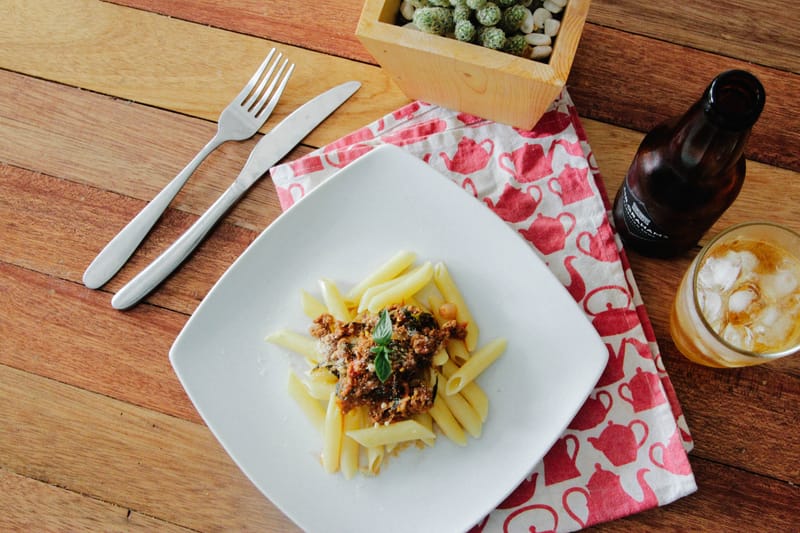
left=310, top=304, right=465, bottom=425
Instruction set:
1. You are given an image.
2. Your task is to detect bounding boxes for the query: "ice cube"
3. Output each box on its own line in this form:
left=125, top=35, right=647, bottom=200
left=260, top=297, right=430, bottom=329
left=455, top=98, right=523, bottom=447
left=762, top=269, right=799, bottom=300
left=721, top=323, right=754, bottom=351
left=728, top=288, right=757, bottom=313
left=698, top=255, right=741, bottom=293
left=698, top=289, right=723, bottom=325
left=756, top=313, right=795, bottom=349
left=735, top=250, right=759, bottom=274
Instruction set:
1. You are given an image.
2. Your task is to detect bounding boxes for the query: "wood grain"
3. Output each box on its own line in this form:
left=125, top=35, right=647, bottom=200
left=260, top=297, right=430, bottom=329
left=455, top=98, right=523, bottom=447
left=101, top=0, right=800, bottom=171
left=0, top=0, right=409, bottom=146
left=0, top=468, right=191, bottom=531
left=0, top=364, right=302, bottom=532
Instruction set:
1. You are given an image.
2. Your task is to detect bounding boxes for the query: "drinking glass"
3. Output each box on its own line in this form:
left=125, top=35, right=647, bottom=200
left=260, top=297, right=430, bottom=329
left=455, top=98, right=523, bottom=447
left=670, top=222, right=800, bottom=367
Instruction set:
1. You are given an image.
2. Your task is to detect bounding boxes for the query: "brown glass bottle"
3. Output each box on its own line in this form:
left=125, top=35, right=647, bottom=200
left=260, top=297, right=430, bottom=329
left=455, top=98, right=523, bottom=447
left=612, top=70, right=766, bottom=258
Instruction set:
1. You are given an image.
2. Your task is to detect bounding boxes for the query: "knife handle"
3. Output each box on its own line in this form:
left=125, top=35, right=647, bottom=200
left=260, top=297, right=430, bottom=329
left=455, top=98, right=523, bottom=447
left=82, top=135, right=224, bottom=289
left=111, top=180, right=248, bottom=310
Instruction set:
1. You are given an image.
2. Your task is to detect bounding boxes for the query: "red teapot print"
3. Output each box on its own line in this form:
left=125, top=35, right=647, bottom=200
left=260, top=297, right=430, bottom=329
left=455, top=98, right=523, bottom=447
left=519, top=212, right=576, bottom=256
left=514, top=108, right=573, bottom=138
left=502, top=503, right=560, bottom=533
left=484, top=183, right=542, bottom=223
left=563, top=464, right=658, bottom=528
left=588, top=419, right=649, bottom=466
left=577, top=222, right=617, bottom=263
left=498, top=142, right=553, bottom=183
left=390, top=101, right=422, bottom=121
left=275, top=182, right=305, bottom=209
left=582, top=285, right=639, bottom=337
left=562, top=255, right=586, bottom=302
left=568, top=390, right=612, bottom=431
left=381, top=117, right=448, bottom=147
left=543, top=434, right=581, bottom=485
left=649, top=429, right=692, bottom=475
left=497, top=472, right=538, bottom=509
left=618, top=367, right=667, bottom=412
left=548, top=164, right=594, bottom=205
left=597, top=337, right=653, bottom=387
left=440, top=136, right=494, bottom=174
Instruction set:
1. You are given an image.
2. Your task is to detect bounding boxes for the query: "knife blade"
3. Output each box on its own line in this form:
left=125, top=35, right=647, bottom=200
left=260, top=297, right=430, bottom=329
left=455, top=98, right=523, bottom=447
left=111, top=80, right=361, bottom=310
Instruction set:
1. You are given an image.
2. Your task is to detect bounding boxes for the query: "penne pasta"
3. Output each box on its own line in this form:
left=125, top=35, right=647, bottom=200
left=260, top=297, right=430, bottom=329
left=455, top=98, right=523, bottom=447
left=432, top=347, right=450, bottom=366
left=443, top=360, right=488, bottom=422
left=446, top=338, right=507, bottom=396
left=340, top=409, right=361, bottom=480
left=365, top=262, right=434, bottom=313
left=319, top=278, right=352, bottom=322
left=366, top=444, right=384, bottom=475
left=428, top=395, right=467, bottom=447
left=446, top=339, right=470, bottom=364
left=321, top=391, right=343, bottom=473
left=433, top=262, right=479, bottom=350
left=345, top=250, right=417, bottom=302
left=270, top=251, right=507, bottom=477
left=266, top=329, right=321, bottom=363
left=303, top=376, right=336, bottom=401
left=301, top=289, right=328, bottom=319
left=346, top=420, right=435, bottom=448
left=414, top=412, right=436, bottom=447
left=287, top=371, right=325, bottom=431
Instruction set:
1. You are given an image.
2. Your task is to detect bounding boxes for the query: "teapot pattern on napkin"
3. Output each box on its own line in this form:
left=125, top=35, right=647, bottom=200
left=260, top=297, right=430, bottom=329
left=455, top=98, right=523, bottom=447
left=270, top=91, right=697, bottom=532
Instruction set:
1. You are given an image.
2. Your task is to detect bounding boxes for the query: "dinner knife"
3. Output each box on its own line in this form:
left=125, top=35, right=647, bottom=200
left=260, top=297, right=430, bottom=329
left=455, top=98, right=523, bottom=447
left=111, top=80, right=361, bottom=310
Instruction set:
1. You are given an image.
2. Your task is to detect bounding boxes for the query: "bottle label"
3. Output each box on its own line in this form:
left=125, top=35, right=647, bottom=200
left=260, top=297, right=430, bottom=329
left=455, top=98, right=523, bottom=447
left=619, top=183, right=670, bottom=242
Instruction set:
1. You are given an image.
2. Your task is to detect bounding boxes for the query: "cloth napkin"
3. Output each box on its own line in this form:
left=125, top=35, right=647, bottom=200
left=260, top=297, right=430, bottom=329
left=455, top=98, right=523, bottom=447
left=270, top=90, right=697, bottom=532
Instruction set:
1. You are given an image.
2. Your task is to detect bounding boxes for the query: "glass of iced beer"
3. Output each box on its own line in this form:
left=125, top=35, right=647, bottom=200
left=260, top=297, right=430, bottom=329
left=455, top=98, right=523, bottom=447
left=670, top=222, right=800, bottom=367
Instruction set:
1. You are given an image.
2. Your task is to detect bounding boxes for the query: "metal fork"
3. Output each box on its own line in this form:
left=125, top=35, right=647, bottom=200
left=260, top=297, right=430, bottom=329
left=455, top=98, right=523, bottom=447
left=82, top=49, right=294, bottom=289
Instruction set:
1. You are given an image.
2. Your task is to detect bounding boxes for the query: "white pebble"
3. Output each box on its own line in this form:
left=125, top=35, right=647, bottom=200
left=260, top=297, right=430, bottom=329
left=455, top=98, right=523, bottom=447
left=532, top=8, right=552, bottom=31
left=400, top=0, right=416, bottom=20
left=543, top=0, right=564, bottom=14
left=530, top=45, right=553, bottom=59
left=520, top=8, right=535, bottom=33
left=544, top=18, right=561, bottom=36
left=549, top=0, right=568, bottom=6
left=400, top=0, right=416, bottom=21
left=524, top=32, right=552, bottom=46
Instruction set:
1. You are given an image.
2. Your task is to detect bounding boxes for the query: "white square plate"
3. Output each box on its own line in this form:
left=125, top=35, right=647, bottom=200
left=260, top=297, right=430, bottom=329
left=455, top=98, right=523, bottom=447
left=170, top=145, right=607, bottom=533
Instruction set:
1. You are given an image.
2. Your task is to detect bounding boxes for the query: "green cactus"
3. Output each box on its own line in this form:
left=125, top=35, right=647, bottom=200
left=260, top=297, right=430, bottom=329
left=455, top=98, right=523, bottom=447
left=475, top=2, right=501, bottom=26
left=500, top=4, right=527, bottom=33
left=481, top=26, right=506, bottom=49
left=465, top=0, right=486, bottom=9
left=413, top=6, right=454, bottom=35
left=503, top=34, right=528, bottom=55
left=454, top=19, right=476, bottom=42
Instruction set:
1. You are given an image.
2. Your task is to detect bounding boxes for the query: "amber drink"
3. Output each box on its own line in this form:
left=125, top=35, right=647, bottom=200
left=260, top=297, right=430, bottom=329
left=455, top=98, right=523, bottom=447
left=670, top=223, right=800, bottom=367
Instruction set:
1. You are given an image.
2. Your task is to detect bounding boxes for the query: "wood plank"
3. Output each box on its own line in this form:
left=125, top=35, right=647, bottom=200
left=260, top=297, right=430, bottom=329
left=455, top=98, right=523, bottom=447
left=98, top=0, right=800, bottom=172
left=0, top=364, right=302, bottom=532
left=0, top=0, right=409, bottom=147
left=0, top=468, right=191, bottom=531
left=2, top=365, right=797, bottom=532
left=105, top=0, right=371, bottom=63
left=589, top=0, right=800, bottom=74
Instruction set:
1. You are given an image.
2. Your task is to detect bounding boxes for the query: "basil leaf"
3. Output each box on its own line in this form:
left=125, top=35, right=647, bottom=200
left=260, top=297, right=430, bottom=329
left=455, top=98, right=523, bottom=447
left=374, top=347, right=391, bottom=382
left=373, top=309, right=393, bottom=345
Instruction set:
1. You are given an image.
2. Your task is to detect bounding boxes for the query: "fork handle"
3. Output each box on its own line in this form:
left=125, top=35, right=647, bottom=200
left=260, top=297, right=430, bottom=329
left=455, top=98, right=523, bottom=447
left=111, top=179, right=249, bottom=310
left=82, top=134, right=225, bottom=289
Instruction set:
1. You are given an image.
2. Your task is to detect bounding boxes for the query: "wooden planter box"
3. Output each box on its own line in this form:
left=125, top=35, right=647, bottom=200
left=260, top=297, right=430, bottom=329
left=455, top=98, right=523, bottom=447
left=356, top=0, right=590, bottom=130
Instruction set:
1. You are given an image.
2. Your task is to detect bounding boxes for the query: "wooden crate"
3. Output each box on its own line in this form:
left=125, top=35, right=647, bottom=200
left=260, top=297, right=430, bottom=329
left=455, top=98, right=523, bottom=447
left=356, top=0, right=590, bottom=129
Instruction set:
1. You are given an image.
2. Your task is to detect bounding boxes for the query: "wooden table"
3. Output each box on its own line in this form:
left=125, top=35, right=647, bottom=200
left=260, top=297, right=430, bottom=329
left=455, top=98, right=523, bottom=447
left=2, top=1, right=797, bottom=530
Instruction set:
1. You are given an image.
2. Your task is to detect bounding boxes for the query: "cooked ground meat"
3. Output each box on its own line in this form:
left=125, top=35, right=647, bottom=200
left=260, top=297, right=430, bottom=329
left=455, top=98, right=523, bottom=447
left=310, top=304, right=466, bottom=424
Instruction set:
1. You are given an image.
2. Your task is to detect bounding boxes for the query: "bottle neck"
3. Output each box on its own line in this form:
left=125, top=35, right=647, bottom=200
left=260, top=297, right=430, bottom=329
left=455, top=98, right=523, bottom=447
left=668, top=71, right=764, bottom=178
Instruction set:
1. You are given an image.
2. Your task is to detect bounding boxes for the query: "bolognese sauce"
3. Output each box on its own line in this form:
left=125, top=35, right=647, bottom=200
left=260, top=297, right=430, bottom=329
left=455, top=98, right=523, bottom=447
left=310, top=304, right=466, bottom=425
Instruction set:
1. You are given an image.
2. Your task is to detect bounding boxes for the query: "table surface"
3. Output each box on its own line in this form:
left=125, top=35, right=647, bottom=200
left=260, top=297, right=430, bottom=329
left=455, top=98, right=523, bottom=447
left=2, top=0, right=798, bottom=530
